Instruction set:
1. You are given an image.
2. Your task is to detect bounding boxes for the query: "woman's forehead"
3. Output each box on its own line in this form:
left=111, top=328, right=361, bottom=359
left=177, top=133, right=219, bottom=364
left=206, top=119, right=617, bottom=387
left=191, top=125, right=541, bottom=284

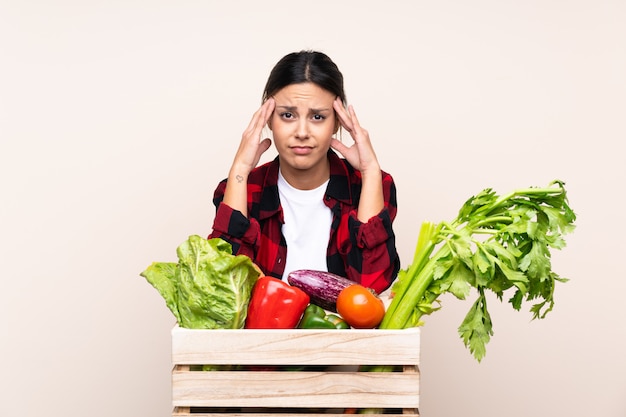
left=273, top=82, right=335, bottom=107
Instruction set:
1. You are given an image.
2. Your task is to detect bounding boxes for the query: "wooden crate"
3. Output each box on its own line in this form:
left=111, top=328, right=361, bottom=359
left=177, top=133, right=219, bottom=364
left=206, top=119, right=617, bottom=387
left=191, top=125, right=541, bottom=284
left=171, top=325, right=420, bottom=416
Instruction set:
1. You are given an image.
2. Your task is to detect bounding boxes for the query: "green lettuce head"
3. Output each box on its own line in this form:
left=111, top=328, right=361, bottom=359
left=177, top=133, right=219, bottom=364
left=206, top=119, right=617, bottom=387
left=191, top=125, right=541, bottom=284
left=140, top=235, right=260, bottom=329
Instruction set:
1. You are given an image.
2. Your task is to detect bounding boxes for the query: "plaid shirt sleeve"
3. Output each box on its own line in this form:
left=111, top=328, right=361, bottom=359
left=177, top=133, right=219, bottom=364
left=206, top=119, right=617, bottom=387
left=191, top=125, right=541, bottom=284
left=207, top=179, right=260, bottom=260
left=207, top=165, right=285, bottom=278
left=328, top=169, right=400, bottom=294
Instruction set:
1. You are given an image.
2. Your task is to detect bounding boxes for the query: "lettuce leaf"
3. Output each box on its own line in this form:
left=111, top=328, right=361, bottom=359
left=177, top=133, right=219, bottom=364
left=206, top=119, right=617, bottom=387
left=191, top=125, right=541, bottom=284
left=140, top=235, right=260, bottom=329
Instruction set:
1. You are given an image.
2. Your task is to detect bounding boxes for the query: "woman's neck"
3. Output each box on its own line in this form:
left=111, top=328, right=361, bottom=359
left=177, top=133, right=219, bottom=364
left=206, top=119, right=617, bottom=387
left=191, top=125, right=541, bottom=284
left=278, top=158, right=330, bottom=190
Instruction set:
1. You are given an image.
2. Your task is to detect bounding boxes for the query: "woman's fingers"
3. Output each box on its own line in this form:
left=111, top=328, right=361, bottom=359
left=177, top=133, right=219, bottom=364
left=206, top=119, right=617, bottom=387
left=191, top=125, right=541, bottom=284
left=259, top=137, right=272, bottom=151
left=347, top=104, right=362, bottom=133
left=246, top=98, right=275, bottom=139
left=234, top=99, right=275, bottom=171
left=332, top=98, right=379, bottom=173
left=260, top=98, right=275, bottom=128
left=333, top=97, right=353, bottom=132
left=244, top=104, right=264, bottom=136
left=330, top=137, right=348, bottom=155
left=333, top=98, right=370, bottom=142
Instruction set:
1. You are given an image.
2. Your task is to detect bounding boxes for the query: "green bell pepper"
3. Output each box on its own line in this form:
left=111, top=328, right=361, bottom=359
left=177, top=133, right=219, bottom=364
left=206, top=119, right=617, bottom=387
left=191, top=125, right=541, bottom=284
left=298, top=304, right=350, bottom=329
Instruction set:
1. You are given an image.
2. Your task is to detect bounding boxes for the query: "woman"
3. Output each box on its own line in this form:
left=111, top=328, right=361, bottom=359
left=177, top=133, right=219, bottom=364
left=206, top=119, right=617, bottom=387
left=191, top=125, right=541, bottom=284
left=209, top=50, right=399, bottom=294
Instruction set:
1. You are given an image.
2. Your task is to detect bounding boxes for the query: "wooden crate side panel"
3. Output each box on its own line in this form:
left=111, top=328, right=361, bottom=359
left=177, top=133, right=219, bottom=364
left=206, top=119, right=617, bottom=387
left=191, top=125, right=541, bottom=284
left=172, top=407, right=419, bottom=417
left=172, top=370, right=420, bottom=409
left=171, top=327, right=421, bottom=366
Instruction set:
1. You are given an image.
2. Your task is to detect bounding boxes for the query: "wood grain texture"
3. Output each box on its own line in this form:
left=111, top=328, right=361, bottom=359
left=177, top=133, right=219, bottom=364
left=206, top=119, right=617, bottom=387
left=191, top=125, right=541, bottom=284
left=172, top=368, right=419, bottom=408
left=170, top=326, right=421, bottom=415
left=171, top=326, right=421, bottom=366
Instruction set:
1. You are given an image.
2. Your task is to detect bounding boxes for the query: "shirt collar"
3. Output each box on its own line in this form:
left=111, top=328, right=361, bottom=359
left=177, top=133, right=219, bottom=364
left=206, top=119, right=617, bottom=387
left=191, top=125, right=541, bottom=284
left=258, top=150, right=353, bottom=220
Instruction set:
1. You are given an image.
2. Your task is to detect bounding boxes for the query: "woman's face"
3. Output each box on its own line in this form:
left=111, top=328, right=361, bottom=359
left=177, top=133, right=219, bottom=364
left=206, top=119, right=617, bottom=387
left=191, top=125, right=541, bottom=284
left=269, top=82, right=337, bottom=187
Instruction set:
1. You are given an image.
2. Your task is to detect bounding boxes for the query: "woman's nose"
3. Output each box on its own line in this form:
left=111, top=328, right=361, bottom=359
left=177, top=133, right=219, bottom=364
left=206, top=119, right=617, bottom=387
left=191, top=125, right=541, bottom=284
left=295, top=120, right=309, bottom=139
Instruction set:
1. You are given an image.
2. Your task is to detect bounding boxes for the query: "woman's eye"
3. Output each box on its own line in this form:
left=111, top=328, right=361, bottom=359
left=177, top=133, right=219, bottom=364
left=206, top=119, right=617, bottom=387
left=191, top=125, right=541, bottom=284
left=312, top=114, right=326, bottom=121
left=281, top=112, right=293, bottom=119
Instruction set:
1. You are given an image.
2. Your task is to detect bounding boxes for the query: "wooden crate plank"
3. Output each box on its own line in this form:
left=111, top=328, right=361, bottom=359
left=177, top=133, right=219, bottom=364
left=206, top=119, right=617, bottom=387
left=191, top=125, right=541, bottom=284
left=171, top=327, right=420, bottom=366
left=172, top=370, right=420, bottom=409
left=170, top=326, right=421, bottom=415
left=172, top=408, right=419, bottom=417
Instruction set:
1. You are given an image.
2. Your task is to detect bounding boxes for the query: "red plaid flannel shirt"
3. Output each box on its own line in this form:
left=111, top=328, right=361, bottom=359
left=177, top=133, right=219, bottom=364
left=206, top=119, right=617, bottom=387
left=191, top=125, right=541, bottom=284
left=209, top=150, right=400, bottom=293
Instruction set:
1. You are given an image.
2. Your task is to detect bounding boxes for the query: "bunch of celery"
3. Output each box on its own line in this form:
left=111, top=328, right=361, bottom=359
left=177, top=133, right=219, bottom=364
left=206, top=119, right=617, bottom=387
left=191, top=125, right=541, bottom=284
left=380, top=180, right=576, bottom=362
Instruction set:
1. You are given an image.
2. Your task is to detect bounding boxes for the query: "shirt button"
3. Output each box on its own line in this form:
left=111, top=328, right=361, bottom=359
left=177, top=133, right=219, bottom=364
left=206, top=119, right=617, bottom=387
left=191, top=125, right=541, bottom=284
left=277, top=258, right=282, bottom=264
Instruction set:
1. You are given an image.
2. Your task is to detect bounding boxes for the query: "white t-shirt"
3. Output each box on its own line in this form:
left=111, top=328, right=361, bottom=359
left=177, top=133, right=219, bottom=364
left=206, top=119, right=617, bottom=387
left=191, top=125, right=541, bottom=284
left=278, top=170, right=333, bottom=281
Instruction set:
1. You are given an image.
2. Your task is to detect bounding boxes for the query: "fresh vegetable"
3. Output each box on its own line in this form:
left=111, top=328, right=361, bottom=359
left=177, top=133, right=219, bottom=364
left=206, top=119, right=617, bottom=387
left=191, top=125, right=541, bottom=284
left=380, top=180, right=576, bottom=361
left=140, top=235, right=260, bottom=329
left=287, top=269, right=356, bottom=312
left=245, top=276, right=310, bottom=329
left=298, top=304, right=350, bottom=329
left=336, top=284, right=386, bottom=329
left=325, top=313, right=351, bottom=329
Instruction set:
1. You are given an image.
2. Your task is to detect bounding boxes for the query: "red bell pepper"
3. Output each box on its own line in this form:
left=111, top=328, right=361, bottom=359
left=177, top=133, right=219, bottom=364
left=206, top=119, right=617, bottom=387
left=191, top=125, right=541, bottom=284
left=245, top=276, right=310, bottom=329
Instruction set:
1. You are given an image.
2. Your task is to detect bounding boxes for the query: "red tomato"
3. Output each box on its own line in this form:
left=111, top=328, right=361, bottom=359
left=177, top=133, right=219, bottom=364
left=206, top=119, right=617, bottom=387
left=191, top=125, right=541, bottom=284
left=336, top=284, right=385, bottom=329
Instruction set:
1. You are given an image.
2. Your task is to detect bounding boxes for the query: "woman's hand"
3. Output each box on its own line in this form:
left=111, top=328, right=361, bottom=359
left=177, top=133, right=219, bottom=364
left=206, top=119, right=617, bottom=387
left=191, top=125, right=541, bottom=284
left=331, top=98, right=384, bottom=222
left=223, top=98, right=275, bottom=216
left=330, top=97, right=380, bottom=176
left=232, top=98, right=275, bottom=175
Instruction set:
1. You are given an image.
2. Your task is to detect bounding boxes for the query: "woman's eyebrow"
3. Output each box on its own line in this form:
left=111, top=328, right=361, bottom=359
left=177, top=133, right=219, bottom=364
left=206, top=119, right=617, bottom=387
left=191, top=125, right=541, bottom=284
left=276, top=105, right=296, bottom=111
left=275, top=105, right=331, bottom=113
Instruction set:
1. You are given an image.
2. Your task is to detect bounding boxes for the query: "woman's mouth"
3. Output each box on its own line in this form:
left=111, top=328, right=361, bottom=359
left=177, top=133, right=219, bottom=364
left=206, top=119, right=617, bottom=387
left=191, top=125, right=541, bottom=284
left=290, top=146, right=313, bottom=155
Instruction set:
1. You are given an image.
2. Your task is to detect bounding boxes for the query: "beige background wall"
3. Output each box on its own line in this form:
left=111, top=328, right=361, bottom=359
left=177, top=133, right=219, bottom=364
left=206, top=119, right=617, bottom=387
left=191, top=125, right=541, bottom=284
left=1, top=1, right=624, bottom=416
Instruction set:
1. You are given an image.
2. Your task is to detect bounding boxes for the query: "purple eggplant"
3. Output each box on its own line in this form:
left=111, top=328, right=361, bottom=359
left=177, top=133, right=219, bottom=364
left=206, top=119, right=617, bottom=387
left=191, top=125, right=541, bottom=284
left=287, top=269, right=355, bottom=312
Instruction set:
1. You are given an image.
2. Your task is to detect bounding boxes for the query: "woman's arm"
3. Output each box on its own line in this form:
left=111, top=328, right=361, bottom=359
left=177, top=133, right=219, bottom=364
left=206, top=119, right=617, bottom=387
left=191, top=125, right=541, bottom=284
left=329, top=98, right=400, bottom=292
left=222, top=98, right=275, bottom=216
left=344, top=173, right=400, bottom=294
left=330, top=98, right=384, bottom=222
left=208, top=99, right=275, bottom=257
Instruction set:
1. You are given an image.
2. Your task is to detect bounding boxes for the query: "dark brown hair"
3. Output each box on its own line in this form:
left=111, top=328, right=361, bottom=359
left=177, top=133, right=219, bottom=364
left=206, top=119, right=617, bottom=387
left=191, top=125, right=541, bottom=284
left=262, top=50, right=346, bottom=104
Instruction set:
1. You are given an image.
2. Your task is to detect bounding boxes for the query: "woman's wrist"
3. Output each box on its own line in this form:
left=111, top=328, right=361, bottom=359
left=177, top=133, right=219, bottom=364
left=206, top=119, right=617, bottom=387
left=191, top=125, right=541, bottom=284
left=359, top=163, right=382, bottom=190
left=357, top=168, right=384, bottom=222
left=223, top=165, right=251, bottom=216
left=228, top=168, right=248, bottom=186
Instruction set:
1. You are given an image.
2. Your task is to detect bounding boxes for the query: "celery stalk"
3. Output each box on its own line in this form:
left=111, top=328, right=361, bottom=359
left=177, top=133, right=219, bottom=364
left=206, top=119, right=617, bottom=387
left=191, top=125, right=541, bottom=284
left=378, top=180, right=576, bottom=361
left=380, top=221, right=439, bottom=327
